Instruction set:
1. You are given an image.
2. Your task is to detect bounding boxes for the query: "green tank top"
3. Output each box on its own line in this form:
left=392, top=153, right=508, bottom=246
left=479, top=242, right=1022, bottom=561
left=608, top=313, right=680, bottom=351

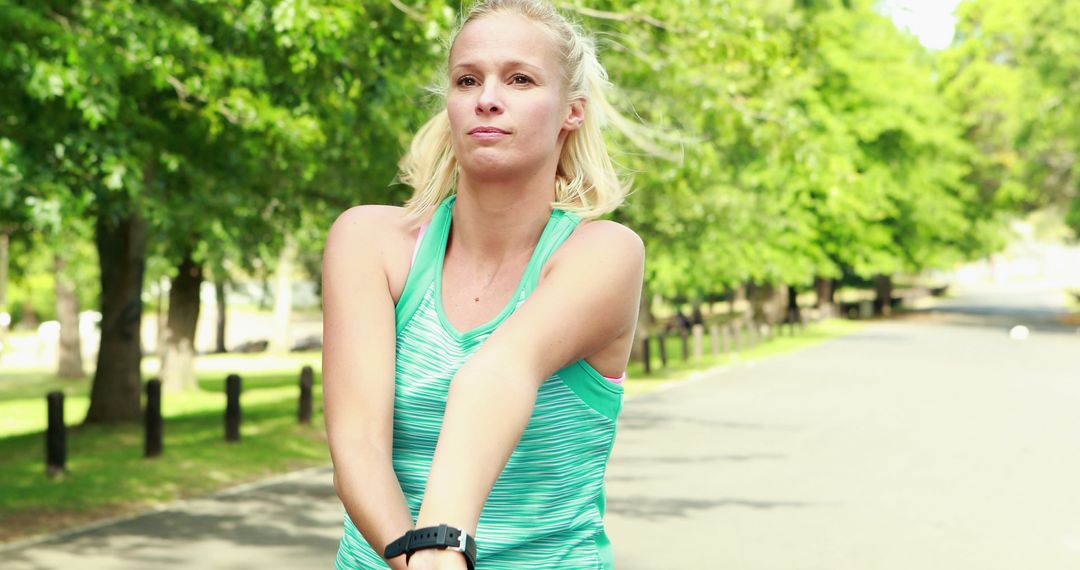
left=335, top=195, right=624, bottom=569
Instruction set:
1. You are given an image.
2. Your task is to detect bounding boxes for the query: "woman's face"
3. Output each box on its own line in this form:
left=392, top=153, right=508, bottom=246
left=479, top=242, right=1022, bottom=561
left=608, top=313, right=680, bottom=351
left=447, top=13, right=583, bottom=182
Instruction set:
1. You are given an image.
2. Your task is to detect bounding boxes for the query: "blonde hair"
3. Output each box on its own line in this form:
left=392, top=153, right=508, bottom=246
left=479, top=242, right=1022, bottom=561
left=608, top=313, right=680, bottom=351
left=399, top=0, right=652, bottom=224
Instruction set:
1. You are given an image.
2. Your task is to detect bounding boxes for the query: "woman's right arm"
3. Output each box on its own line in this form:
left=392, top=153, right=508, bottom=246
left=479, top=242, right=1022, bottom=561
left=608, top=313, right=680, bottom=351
left=322, top=206, right=412, bottom=570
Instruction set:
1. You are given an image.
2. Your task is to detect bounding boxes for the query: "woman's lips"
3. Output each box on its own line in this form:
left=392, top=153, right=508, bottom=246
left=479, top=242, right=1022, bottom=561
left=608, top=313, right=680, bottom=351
left=469, top=126, right=510, bottom=140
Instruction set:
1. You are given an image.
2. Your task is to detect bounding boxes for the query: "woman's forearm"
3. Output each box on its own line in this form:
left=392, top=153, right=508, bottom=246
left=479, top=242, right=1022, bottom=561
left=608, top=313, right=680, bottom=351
left=415, top=356, right=539, bottom=534
left=334, top=442, right=415, bottom=570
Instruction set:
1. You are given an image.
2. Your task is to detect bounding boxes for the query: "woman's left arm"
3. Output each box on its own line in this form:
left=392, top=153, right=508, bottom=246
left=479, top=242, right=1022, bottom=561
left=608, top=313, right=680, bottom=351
left=407, top=222, right=644, bottom=569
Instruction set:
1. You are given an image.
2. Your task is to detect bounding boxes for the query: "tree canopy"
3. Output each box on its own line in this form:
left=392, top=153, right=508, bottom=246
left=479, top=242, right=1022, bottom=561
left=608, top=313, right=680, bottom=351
left=1, top=0, right=1062, bottom=420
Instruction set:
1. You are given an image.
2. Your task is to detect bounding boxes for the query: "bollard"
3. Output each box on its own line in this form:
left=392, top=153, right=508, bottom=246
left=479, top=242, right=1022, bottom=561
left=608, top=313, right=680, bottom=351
left=722, top=324, right=732, bottom=355
left=225, top=374, right=242, bottom=442
left=692, top=325, right=704, bottom=360
left=709, top=324, right=720, bottom=357
left=46, top=391, right=66, bottom=477
left=680, top=331, right=690, bottom=362
left=734, top=322, right=743, bottom=352
left=641, top=337, right=652, bottom=375
left=145, top=379, right=163, bottom=458
left=657, top=332, right=668, bottom=367
left=299, top=366, right=314, bottom=424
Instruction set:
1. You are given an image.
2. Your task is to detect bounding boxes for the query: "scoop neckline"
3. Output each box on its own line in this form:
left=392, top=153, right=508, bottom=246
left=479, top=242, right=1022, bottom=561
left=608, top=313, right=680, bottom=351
left=433, top=201, right=564, bottom=342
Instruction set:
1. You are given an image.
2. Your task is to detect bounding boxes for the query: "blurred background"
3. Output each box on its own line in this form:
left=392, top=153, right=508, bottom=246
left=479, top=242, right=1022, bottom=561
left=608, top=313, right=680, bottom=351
left=1, top=0, right=1079, bottom=567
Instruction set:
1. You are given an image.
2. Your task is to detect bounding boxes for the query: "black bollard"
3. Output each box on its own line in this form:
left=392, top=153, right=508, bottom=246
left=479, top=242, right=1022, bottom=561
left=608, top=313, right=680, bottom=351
left=45, top=391, right=66, bottom=477
left=225, top=374, right=242, bottom=442
left=642, top=337, right=652, bottom=375
left=657, top=333, right=668, bottom=367
left=145, top=379, right=163, bottom=458
left=299, top=366, right=314, bottom=424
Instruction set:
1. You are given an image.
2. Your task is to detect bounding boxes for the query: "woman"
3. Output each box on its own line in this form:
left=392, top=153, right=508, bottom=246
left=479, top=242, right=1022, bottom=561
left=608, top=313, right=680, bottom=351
left=323, top=1, right=645, bottom=568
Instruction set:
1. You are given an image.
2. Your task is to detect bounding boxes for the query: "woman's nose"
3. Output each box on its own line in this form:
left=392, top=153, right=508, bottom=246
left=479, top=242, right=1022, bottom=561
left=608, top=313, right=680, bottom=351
left=476, top=85, right=503, bottom=115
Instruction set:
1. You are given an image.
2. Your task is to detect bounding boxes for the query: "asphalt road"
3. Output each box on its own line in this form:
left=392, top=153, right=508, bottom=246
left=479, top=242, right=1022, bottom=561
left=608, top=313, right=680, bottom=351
left=5, top=282, right=1079, bottom=569
left=606, top=282, right=1080, bottom=569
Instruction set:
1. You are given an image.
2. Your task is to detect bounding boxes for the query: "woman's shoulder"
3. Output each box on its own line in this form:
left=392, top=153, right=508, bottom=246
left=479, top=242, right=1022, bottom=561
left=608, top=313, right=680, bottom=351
left=327, top=204, right=417, bottom=246
left=329, top=203, right=411, bottom=230
left=325, top=205, right=421, bottom=301
left=541, top=218, right=644, bottom=280
left=562, top=219, right=644, bottom=259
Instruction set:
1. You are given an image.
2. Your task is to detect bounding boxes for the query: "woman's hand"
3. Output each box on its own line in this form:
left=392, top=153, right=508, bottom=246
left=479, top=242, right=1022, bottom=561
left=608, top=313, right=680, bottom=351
left=406, top=548, right=470, bottom=570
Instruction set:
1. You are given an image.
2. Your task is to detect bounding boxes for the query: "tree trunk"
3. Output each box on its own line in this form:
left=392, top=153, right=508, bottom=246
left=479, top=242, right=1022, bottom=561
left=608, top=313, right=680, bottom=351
left=270, top=234, right=296, bottom=354
left=787, top=285, right=802, bottom=324
left=750, top=282, right=789, bottom=325
left=214, top=276, right=227, bottom=354
left=731, top=284, right=746, bottom=318
left=54, top=253, right=84, bottom=379
left=0, top=231, right=9, bottom=358
left=0, top=230, right=7, bottom=310
left=814, top=276, right=835, bottom=318
left=84, top=212, right=149, bottom=424
left=156, top=277, right=167, bottom=356
left=160, top=251, right=203, bottom=392
left=875, top=274, right=893, bottom=317
left=690, top=299, right=704, bottom=326
left=629, top=278, right=654, bottom=362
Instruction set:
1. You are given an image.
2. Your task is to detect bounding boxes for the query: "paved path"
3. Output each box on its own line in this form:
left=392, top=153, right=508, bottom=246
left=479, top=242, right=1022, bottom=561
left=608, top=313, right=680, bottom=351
left=2, top=467, right=343, bottom=569
left=5, top=282, right=1080, bottom=569
left=606, top=284, right=1080, bottom=569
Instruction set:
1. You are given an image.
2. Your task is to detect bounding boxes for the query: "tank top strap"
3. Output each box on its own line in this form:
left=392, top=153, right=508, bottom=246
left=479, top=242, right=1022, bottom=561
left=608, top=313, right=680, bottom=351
left=394, top=195, right=457, bottom=334
left=519, top=208, right=582, bottom=298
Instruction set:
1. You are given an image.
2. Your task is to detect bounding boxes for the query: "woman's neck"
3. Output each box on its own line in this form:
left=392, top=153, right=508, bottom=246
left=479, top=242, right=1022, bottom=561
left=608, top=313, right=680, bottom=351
left=449, top=173, right=556, bottom=270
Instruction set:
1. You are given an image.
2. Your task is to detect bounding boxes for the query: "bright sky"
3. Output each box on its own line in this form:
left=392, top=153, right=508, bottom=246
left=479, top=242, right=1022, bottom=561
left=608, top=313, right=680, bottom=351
left=879, top=0, right=964, bottom=50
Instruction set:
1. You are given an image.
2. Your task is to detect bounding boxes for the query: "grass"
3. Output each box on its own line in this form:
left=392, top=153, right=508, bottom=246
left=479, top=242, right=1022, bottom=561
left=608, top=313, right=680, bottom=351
left=0, top=351, right=321, bottom=438
left=0, top=317, right=862, bottom=544
left=620, top=318, right=863, bottom=397
left=0, top=352, right=328, bottom=543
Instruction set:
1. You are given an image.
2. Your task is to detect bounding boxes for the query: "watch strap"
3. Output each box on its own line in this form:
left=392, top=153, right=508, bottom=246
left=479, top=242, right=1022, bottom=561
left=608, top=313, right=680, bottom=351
left=384, top=524, right=477, bottom=570
left=382, top=530, right=411, bottom=560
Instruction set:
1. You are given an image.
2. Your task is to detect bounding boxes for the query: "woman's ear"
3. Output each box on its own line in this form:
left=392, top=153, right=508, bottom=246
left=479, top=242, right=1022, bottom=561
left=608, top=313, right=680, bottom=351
left=562, top=97, right=587, bottom=132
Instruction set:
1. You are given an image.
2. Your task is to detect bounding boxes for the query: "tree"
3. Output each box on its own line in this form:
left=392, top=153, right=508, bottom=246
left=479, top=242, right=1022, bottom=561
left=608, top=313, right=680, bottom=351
left=943, top=0, right=1080, bottom=236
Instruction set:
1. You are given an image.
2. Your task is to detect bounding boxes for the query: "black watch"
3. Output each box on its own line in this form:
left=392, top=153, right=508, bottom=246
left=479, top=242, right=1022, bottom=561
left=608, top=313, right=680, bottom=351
left=384, top=523, right=477, bottom=570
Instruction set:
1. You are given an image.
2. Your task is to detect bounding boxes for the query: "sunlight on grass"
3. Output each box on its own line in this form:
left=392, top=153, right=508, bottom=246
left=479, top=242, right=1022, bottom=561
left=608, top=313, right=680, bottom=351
left=0, top=351, right=324, bottom=438
left=622, top=318, right=863, bottom=399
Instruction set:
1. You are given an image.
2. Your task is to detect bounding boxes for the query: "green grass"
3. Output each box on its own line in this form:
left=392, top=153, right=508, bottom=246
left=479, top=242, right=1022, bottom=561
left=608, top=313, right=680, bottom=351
left=0, top=352, right=328, bottom=543
left=0, top=318, right=861, bottom=543
left=621, top=318, right=864, bottom=397
left=0, top=351, right=321, bottom=438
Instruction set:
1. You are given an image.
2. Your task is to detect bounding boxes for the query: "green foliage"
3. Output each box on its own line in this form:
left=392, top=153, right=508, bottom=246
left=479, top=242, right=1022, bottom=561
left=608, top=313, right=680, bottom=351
left=943, top=0, right=1080, bottom=236
left=576, top=0, right=1003, bottom=301
left=0, top=0, right=1046, bottom=333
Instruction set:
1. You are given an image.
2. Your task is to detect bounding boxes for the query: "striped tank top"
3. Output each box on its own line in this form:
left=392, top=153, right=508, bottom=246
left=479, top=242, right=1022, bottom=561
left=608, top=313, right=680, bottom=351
left=335, top=195, right=624, bottom=569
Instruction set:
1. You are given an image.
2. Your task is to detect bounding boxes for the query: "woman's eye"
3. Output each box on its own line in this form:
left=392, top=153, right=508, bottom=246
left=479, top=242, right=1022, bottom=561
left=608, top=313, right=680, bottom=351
left=456, top=76, right=478, bottom=87
left=511, top=74, right=533, bottom=85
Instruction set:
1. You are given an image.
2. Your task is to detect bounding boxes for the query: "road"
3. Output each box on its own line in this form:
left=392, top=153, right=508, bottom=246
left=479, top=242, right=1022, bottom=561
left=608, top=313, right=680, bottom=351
left=4, top=282, right=1079, bottom=569
left=607, top=282, right=1080, bottom=569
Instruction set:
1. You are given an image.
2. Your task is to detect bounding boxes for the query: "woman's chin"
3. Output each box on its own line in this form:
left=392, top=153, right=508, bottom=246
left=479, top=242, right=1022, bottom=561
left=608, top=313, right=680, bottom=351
left=460, top=153, right=533, bottom=179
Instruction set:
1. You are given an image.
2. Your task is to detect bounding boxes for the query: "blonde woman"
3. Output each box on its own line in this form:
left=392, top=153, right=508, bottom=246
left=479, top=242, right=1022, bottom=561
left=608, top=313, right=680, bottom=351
left=323, top=1, right=645, bottom=568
